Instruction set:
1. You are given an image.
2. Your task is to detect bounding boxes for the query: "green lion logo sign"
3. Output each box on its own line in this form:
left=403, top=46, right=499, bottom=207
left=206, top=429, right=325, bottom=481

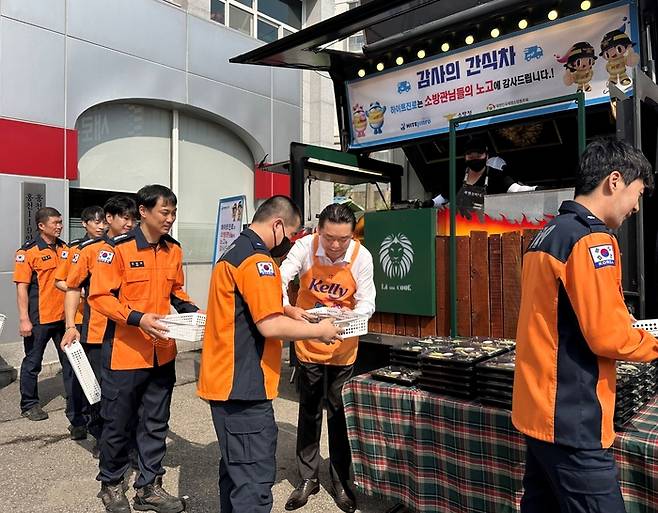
left=379, top=233, right=414, bottom=279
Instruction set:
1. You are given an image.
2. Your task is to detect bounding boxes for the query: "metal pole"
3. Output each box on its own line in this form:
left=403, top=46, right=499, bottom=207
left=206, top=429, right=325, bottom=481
left=449, top=121, right=458, bottom=337
left=577, top=91, right=586, bottom=156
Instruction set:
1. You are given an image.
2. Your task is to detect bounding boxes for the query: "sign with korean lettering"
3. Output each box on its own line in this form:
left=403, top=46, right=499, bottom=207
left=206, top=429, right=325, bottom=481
left=364, top=208, right=436, bottom=316
left=346, top=1, right=638, bottom=149
left=21, top=182, right=46, bottom=242
left=212, top=195, right=247, bottom=264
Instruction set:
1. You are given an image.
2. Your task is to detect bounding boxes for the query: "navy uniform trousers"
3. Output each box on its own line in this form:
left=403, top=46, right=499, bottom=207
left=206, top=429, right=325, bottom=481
left=210, top=400, right=277, bottom=513
left=20, top=321, right=84, bottom=427
left=521, top=436, right=627, bottom=513
left=98, top=359, right=175, bottom=488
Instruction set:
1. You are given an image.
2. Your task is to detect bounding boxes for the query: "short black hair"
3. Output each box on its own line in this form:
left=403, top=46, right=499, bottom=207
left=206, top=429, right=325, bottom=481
left=137, top=184, right=177, bottom=211
left=464, top=135, right=489, bottom=154
left=318, top=203, right=357, bottom=230
left=252, top=195, right=302, bottom=227
left=35, top=207, right=61, bottom=226
left=81, top=205, right=104, bottom=223
left=104, top=195, right=137, bottom=218
left=575, top=137, right=654, bottom=196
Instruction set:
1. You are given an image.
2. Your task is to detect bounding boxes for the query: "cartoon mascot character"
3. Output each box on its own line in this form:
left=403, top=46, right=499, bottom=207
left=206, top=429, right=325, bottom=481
left=599, top=26, right=639, bottom=87
left=555, top=42, right=597, bottom=93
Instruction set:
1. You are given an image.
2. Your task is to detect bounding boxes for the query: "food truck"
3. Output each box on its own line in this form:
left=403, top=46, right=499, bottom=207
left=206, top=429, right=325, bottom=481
left=233, top=0, right=658, bottom=344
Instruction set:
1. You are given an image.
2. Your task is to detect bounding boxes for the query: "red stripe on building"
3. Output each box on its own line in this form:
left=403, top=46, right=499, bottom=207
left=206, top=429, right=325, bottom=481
left=0, top=118, right=78, bottom=180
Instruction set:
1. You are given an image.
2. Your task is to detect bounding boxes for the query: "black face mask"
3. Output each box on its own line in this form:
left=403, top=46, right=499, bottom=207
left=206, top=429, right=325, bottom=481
left=467, top=158, right=487, bottom=172
left=270, top=223, right=293, bottom=258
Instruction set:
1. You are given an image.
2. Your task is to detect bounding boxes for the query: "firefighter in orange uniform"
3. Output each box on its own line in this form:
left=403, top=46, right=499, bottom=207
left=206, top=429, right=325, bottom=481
left=197, top=195, right=341, bottom=513
left=89, top=185, right=197, bottom=513
left=53, top=205, right=106, bottom=440
left=513, top=138, right=658, bottom=513
left=281, top=203, right=375, bottom=513
left=59, top=196, right=136, bottom=453
left=14, top=207, right=75, bottom=423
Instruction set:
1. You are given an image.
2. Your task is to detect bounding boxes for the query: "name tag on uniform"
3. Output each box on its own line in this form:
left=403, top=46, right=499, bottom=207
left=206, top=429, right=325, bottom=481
left=129, top=261, right=145, bottom=268
left=41, top=255, right=52, bottom=262
left=256, top=261, right=275, bottom=277
left=589, top=244, right=615, bottom=269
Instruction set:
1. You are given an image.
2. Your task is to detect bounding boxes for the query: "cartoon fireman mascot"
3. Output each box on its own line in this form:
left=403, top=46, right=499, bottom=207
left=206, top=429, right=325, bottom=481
left=352, top=104, right=367, bottom=138
left=555, top=42, right=597, bottom=93
left=599, top=27, right=639, bottom=87
left=367, top=102, right=386, bottom=135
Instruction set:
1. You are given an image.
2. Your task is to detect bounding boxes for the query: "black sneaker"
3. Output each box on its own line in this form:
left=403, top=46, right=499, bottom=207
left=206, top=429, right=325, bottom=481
left=21, top=405, right=48, bottom=421
left=98, top=482, right=131, bottom=513
left=129, top=448, right=140, bottom=471
left=133, top=477, right=184, bottom=513
left=68, top=424, right=88, bottom=440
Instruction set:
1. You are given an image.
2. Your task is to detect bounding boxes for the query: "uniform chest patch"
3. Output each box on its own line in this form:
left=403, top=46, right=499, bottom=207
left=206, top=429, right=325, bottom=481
left=72, top=253, right=80, bottom=264
left=41, top=255, right=52, bottom=262
left=129, top=260, right=145, bottom=268
left=98, top=250, right=114, bottom=264
left=256, top=261, right=275, bottom=277
left=15, top=254, right=25, bottom=263
left=61, top=251, right=68, bottom=259
left=589, top=244, right=615, bottom=269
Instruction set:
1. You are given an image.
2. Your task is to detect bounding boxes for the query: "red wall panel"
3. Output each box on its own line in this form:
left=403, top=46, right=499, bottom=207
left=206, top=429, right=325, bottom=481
left=255, top=168, right=291, bottom=199
left=0, top=118, right=77, bottom=180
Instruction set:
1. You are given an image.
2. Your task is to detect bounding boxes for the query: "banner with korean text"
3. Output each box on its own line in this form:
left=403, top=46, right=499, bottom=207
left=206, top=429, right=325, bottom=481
left=212, top=195, right=247, bottom=264
left=346, top=1, right=638, bottom=149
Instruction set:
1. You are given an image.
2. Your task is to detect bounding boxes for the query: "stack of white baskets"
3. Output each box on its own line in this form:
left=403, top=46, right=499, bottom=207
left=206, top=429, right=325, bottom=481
left=160, top=313, right=207, bottom=342
left=304, top=307, right=369, bottom=337
left=0, top=313, right=6, bottom=338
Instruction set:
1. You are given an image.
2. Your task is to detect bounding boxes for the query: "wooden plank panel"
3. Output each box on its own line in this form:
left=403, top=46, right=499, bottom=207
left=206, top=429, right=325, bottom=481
left=470, top=230, right=490, bottom=337
left=405, top=315, right=420, bottom=337
left=456, top=236, right=471, bottom=337
left=379, top=313, right=396, bottom=335
left=502, top=231, right=522, bottom=339
left=368, top=312, right=382, bottom=333
left=436, top=237, right=450, bottom=336
left=489, top=234, right=504, bottom=338
left=395, top=314, right=406, bottom=336
left=419, top=315, right=437, bottom=337
left=522, top=229, right=540, bottom=255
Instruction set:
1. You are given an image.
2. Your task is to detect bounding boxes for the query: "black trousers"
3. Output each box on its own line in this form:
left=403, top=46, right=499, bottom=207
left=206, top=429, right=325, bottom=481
left=521, top=436, right=627, bottom=513
left=81, top=342, right=103, bottom=439
left=296, top=362, right=353, bottom=483
left=98, top=361, right=175, bottom=488
left=19, top=321, right=83, bottom=425
left=210, top=400, right=277, bottom=513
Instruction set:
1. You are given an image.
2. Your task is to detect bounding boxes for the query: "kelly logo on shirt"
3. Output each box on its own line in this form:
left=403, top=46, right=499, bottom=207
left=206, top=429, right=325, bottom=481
left=309, top=278, right=349, bottom=299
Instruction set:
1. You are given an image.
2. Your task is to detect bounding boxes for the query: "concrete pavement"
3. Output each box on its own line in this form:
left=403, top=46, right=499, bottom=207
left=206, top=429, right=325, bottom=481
left=0, top=350, right=396, bottom=513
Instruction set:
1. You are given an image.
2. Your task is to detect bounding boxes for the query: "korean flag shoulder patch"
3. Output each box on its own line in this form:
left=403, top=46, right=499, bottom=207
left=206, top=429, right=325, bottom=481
left=256, top=261, right=276, bottom=277
left=15, top=254, right=25, bottom=263
left=589, top=244, right=615, bottom=269
left=71, top=253, right=80, bottom=264
left=97, top=250, right=114, bottom=264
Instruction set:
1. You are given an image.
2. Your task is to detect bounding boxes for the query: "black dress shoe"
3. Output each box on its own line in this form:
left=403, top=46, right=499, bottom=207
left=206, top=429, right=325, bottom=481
left=285, top=479, right=320, bottom=511
left=329, top=481, right=356, bottom=513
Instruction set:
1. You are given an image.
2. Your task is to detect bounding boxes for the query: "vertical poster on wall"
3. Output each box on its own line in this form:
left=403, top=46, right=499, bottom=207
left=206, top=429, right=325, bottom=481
left=21, top=182, right=46, bottom=242
left=212, top=195, right=247, bottom=264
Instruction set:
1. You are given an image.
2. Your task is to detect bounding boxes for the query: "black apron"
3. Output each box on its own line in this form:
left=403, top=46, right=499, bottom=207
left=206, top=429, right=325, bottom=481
left=455, top=172, right=488, bottom=219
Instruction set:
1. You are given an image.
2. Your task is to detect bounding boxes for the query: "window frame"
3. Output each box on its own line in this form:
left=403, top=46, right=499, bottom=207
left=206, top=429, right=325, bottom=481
left=210, top=0, right=302, bottom=40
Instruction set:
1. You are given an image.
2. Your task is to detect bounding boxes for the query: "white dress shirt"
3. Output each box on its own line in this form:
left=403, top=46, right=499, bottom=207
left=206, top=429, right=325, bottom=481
left=280, top=234, right=376, bottom=318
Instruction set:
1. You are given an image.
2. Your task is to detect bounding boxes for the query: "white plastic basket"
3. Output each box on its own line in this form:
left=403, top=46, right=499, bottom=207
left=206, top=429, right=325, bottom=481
left=0, top=313, right=6, bottom=337
left=64, top=341, right=101, bottom=405
left=633, top=318, right=658, bottom=336
left=305, top=307, right=369, bottom=338
left=160, top=313, right=207, bottom=342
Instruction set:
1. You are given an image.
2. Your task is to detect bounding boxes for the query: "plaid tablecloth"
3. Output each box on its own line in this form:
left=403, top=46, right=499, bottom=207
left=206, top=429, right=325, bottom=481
left=343, top=375, right=658, bottom=513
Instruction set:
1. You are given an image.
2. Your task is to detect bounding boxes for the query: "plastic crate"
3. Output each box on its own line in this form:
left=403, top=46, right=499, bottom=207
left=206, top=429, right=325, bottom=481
left=305, top=307, right=369, bottom=337
left=0, top=313, right=5, bottom=337
left=64, top=341, right=101, bottom=405
left=162, top=313, right=206, bottom=327
left=633, top=319, right=658, bottom=336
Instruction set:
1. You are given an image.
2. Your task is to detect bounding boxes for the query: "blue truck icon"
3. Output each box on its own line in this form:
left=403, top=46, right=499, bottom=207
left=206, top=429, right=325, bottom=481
left=397, top=81, right=412, bottom=94
left=524, top=45, right=544, bottom=61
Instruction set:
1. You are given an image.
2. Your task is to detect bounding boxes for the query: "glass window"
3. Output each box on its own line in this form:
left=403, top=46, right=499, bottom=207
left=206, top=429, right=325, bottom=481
left=229, top=5, right=253, bottom=36
left=348, top=33, right=365, bottom=53
left=234, top=0, right=253, bottom=7
left=258, top=0, right=302, bottom=30
left=283, top=27, right=293, bottom=38
left=258, top=19, right=279, bottom=43
left=210, top=0, right=225, bottom=24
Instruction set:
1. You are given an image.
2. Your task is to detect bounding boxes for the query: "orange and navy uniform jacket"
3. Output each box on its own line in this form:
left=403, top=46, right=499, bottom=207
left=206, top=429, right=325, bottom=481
left=13, top=235, right=68, bottom=325
left=87, top=228, right=198, bottom=370
left=512, top=201, right=658, bottom=449
left=66, top=235, right=113, bottom=345
left=197, top=229, right=284, bottom=402
left=55, top=236, right=88, bottom=325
